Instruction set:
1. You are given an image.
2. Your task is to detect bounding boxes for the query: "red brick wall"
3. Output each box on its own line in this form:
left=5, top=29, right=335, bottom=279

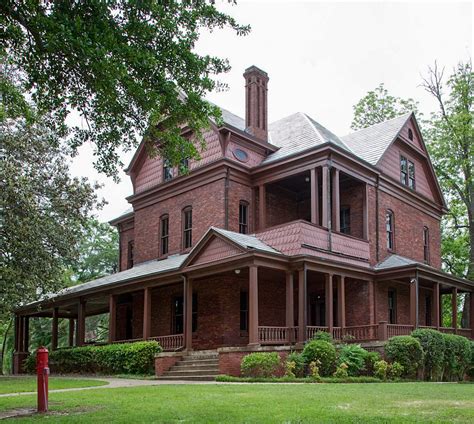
left=378, top=191, right=441, bottom=268
left=133, top=179, right=226, bottom=264
left=340, top=183, right=364, bottom=239
left=345, top=279, right=371, bottom=326
left=118, top=223, right=134, bottom=271
left=155, top=353, right=183, bottom=376
left=227, top=179, right=254, bottom=233
left=375, top=281, right=410, bottom=325
left=266, top=185, right=298, bottom=227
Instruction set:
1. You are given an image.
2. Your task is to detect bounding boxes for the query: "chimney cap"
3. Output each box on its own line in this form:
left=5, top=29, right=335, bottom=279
left=243, top=65, right=269, bottom=79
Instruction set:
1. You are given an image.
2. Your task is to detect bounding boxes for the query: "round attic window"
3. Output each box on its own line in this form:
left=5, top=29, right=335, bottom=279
left=233, top=148, right=249, bottom=163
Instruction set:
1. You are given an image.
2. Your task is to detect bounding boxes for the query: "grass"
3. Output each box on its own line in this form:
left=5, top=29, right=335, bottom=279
left=0, top=382, right=473, bottom=422
left=0, top=376, right=108, bottom=394
left=215, top=375, right=382, bottom=383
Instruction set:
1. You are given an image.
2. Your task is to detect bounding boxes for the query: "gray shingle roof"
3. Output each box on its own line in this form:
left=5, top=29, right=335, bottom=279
left=263, top=113, right=349, bottom=164
left=341, top=113, right=412, bottom=165
left=212, top=227, right=282, bottom=255
left=220, top=107, right=246, bottom=132
left=374, top=254, right=420, bottom=270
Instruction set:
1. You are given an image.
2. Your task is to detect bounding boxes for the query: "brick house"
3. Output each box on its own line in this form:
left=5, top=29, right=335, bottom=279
left=13, top=66, right=473, bottom=375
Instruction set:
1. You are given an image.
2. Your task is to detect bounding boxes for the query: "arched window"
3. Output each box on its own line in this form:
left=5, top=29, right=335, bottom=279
left=182, top=207, right=193, bottom=249
left=423, top=226, right=430, bottom=263
left=163, top=159, right=173, bottom=182
left=239, top=201, right=249, bottom=234
left=160, top=214, right=169, bottom=256
left=386, top=210, right=394, bottom=251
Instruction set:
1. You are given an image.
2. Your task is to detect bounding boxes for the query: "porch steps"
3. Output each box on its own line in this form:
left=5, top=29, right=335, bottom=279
left=157, top=350, right=220, bottom=381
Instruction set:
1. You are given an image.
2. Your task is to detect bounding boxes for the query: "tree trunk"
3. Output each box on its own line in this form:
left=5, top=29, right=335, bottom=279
left=1, top=318, right=13, bottom=375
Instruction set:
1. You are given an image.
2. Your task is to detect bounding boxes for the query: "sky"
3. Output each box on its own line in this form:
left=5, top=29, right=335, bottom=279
left=70, top=0, right=473, bottom=223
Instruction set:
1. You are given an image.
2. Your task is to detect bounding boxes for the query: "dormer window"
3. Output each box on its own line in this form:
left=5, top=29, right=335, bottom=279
left=408, top=128, right=414, bottom=141
left=400, top=155, right=415, bottom=189
left=163, top=159, right=173, bottom=182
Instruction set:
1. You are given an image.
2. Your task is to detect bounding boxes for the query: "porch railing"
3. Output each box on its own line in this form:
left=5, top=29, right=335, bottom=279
left=438, top=327, right=456, bottom=334
left=306, top=326, right=329, bottom=340
left=258, top=326, right=297, bottom=344
left=458, top=328, right=472, bottom=338
left=149, top=334, right=184, bottom=351
left=342, top=325, right=378, bottom=342
left=387, top=324, right=414, bottom=338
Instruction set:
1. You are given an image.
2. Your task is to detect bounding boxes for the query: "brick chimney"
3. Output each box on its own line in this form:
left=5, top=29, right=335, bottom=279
left=243, top=66, right=269, bottom=141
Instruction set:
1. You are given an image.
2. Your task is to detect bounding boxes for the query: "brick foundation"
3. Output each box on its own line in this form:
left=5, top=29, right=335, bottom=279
left=155, top=352, right=184, bottom=376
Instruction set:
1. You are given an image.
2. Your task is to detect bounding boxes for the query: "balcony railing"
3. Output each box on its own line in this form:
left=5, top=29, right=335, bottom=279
left=148, top=334, right=184, bottom=351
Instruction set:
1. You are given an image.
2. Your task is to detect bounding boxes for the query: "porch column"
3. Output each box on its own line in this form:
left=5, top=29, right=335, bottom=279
left=439, top=292, right=444, bottom=328
left=470, top=292, right=474, bottom=339
left=18, top=316, right=24, bottom=352
left=433, top=282, right=440, bottom=328
left=362, top=183, right=369, bottom=240
left=325, top=274, right=334, bottom=332
left=52, top=307, right=59, bottom=351
left=322, top=165, right=330, bottom=229
left=248, top=265, right=259, bottom=345
left=332, top=168, right=340, bottom=232
left=285, top=271, right=294, bottom=342
left=368, top=280, right=376, bottom=325
left=23, top=317, right=29, bottom=352
left=14, top=316, right=20, bottom=352
left=77, top=300, right=86, bottom=346
left=310, top=168, right=319, bottom=225
left=337, top=276, right=345, bottom=328
left=297, top=268, right=307, bottom=344
left=143, top=287, right=152, bottom=340
left=258, top=185, right=266, bottom=230
left=108, top=295, right=117, bottom=343
left=451, top=287, right=458, bottom=331
left=68, top=318, right=75, bottom=347
left=184, top=277, right=193, bottom=350
left=410, top=277, right=418, bottom=328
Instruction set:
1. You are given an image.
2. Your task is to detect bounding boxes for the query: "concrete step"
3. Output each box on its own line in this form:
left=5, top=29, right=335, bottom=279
left=178, top=359, right=219, bottom=366
left=165, top=368, right=219, bottom=377
left=156, top=375, right=217, bottom=381
left=186, top=350, right=218, bottom=357
left=173, top=363, right=219, bottom=371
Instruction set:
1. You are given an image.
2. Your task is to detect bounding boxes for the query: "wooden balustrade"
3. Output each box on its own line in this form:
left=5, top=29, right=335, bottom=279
left=149, top=334, right=184, bottom=351
left=258, top=326, right=297, bottom=344
left=342, top=325, right=378, bottom=342
left=306, top=326, right=328, bottom=340
left=457, top=328, right=472, bottom=338
left=387, top=324, right=414, bottom=338
left=438, top=327, right=456, bottom=334
left=112, top=338, right=144, bottom=344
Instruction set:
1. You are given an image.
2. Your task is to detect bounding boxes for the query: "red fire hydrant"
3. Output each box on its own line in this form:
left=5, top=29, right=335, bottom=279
left=36, top=347, right=49, bottom=413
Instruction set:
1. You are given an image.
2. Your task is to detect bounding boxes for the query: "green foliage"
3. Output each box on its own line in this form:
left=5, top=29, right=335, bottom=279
left=388, top=362, right=404, bottom=380
left=374, top=360, right=389, bottom=381
left=24, top=341, right=161, bottom=375
left=312, top=331, right=333, bottom=343
left=385, top=336, right=423, bottom=378
left=286, top=351, right=305, bottom=378
left=364, top=351, right=382, bottom=376
left=0, top=118, right=101, bottom=319
left=351, top=83, right=419, bottom=130
left=240, top=352, right=281, bottom=378
left=302, top=340, right=336, bottom=377
left=333, top=363, right=349, bottom=379
left=337, top=344, right=369, bottom=376
left=309, top=360, right=321, bottom=381
left=411, top=329, right=445, bottom=380
left=1, top=1, right=250, bottom=177
left=215, top=375, right=381, bottom=383
left=442, top=334, right=472, bottom=381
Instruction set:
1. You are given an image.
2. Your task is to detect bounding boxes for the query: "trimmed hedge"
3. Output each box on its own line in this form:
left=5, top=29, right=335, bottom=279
left=240, top=352, right=281, bottom=378
left=302, top=340, right=336, bottom=377
left=385, top=336, right=423, bottom=378
left=442, top=333, right=471, bottom=381
left=24, top=341, right=161, bottom=375
left=411, top=329, right=445, bottom=380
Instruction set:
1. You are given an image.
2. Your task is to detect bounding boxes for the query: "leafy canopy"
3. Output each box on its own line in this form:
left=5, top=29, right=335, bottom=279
left=351, top=83, right=419, bottom=130
left=1, top=1, right=250, bottom=177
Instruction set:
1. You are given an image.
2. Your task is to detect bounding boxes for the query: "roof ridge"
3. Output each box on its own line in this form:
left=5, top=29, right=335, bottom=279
left=342, top=112, right=413, bottom=137
left=301, top=112, right=326, bottom=143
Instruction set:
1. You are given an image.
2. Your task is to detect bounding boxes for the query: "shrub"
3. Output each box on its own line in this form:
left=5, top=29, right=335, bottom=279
left=302, top=340, right=337, bottom=376
left=337, top=344, right=369, bottom=376
left=467, top=341, right=474, bottom=379
left=286, top=351, right=305, bottom=378
left=24, top=341, right=161, bottom=375
left=240, top=352, right=280, bottom=378
left=364, top=351, right=382, bottom=376
left=442, top=334, right=471, bottom=381
left=388, top=362, right=404, bottom=380
left=309, top=360, right=321, bottom=381
left=411, top=328, right=445, bottom=380
left=333, top=362, right=349, bottom=379
left=312, top=331, right=333, bottom=343
left=385, top=336, right=423, bottom=378
left=374, top=360, right=389, bottom=381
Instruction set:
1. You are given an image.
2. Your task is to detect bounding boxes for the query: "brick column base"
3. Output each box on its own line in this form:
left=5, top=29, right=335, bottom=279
left=154, top=352, right=184, bottom=376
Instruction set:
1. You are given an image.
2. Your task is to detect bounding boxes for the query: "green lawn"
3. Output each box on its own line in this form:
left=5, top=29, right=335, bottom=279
left=0, top=376, right=108, bottom=394
left=0, top=382, right=473, bottom=422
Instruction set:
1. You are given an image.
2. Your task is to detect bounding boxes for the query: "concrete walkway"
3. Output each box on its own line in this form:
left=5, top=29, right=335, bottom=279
left=0, top=377, right=217, bottom=398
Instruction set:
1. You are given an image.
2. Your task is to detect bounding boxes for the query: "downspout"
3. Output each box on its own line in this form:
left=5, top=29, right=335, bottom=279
left=327, top=157, right=333, bottom=252
left=224, top=166, right=230, bottom=230
left=375, top=175, right=380, bottom=262
left=118, top=227, right=122, bottom=272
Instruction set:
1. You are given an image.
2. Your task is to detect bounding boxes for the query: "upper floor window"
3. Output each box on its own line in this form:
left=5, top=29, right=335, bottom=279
left=340, top=206, right=351, bottom=234
left=182, top=207, right=193, bottom=249
left=388, top=289, right=397, bottom=324
left=423, top=226, right=430, bottom=263
left=239, top=201, right=249, bottom=234
left=400, top=155, right=415, bottom=189
left=127, top=241, right=134, bottom=269
left=163, top=159, right=173, bottom=182
left=179, top=158, right=189, bottom=175
left=160, top=215, right=169, bottom=256
left=386, top=210, right=394, bottom=251
left=408, top=128, right=414, bottom=141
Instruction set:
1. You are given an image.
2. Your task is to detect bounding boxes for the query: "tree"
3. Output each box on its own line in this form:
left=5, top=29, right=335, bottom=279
left=0, top=117, right=101, bottom=320
left=422, top=61, right=473, bottom=327
left=351, top=83, right=419, bottom=130
left=1, top=1, right=250, bottom=178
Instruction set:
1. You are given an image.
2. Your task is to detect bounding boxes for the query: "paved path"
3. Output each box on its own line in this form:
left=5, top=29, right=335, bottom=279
left=0, top=377, right=216, bottom=398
